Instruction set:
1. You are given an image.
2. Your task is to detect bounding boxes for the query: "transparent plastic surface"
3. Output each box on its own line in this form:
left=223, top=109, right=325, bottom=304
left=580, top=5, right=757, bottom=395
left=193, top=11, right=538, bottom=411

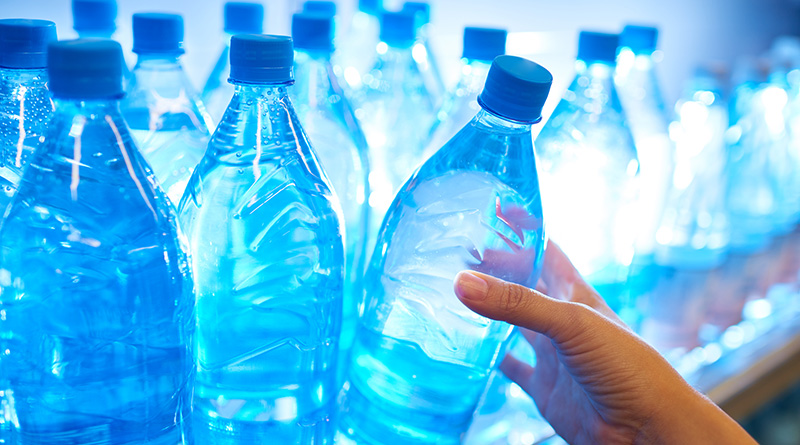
left=338, top=110, right=546, bottom=444
left=726, top=79, right=788, bottom=252
left=122, top=55, right=213, bottom=207
left=413, top=25, right=445, bottom=110
left=615, top=49, right=673, bottom=260
left=425, top=59, right=490, bottom=158
left=179, top=84, right=344, bottom=444
left=201, top=35, right=233, bottom=125
left=0, top=100, right=194, bottom=445
left=535, top=61, right=639, bottom=306
left=0, top=68, right=52, bottom=212
left=290, top=51, right=370, bottom=356
left=655, top=76, right=730, bottom=268
left=336, top=11, right=380, bottom=90
left=353, top=44, right=438, bottom=248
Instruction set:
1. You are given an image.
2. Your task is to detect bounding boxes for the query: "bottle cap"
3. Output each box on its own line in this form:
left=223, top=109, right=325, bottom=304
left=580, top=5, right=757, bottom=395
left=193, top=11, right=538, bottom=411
left=224, top=2, right=264, bottom=34
left=359, top=0, right=383, bottom=15
left=577, top=31, right=619, bottom=64
left=303, top=1, right=337, bottom=17
left=292, top=13, right=334, bottom=53
left=0, top=19, right=57, bottom=69
left=462, top=27, right=506, bottom=62
left=402, top=2, right=430, bottom=27
left=478, top=55, right=552, bottom=124
left=48, top=39, right=124, bottom=100
left=380, top=10, right=416, bottom=48
left=620, top=25, right=658, bottom=55
left=229, top=34, right=294, bottom=84
left=132, top=13, right=184, bottom=55
left=72, top=0, right=117, bottom=35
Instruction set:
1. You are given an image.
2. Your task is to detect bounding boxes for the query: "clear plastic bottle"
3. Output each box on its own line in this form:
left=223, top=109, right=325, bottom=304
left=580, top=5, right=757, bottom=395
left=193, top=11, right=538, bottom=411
left=122, top=13, right=214, bottom=208
left=0, top=19, right=56, bottom=212
left=302, top=1, right=337, bottom=16
left=726, top=58, right=781, bottom=252
left=201, top=2, right=265, bottom=125
left=336, top=0, right=383, bottom=90
left=290, top=13, right=370, bottom=358
left=615, top=25, right=674, bottom=263
left=655, top=68, right=730, bottom=269
left=354, top=9, right=438, bottom=248
left=425, top=26, right=506, bottom=157
left=338, top=55, right=551, bottom=445
left=179, top=35, right=344, bottom=444
left=71, top=0, right=131, bottom=87
left=401, top=2, right=445, bottom=107
left=0, top=39, right=194, bottom=445
left=535, top=31, right=640, bottom=311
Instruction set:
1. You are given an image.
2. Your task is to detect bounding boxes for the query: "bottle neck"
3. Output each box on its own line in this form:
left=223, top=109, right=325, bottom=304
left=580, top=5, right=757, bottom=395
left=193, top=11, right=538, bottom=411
left=52, top=98, right=121, bottom=116
left=473, top=108, right=533, bottom=134
left=0, top=67, right=48, bottom=88
left=457, top=59, right=492, bottom=91
left=134, top=54, right=183, bottom=69
left=77, top=29, right=115, bottom=39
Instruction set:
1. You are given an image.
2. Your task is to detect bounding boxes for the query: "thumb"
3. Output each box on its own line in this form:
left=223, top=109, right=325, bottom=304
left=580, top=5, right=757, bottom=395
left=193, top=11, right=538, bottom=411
left=454, top=270, right=596, bottom=343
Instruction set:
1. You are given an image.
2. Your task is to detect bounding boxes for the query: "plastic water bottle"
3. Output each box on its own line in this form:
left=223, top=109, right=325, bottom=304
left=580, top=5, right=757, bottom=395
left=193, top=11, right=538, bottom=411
left=655, top=68, right=730, bottom=269
left=338, top=55, right=551, bottom=445
left=535, top=31, right=639, bottom=312
left=354, top=9, right=438, bottom=246
left=122, top=13, right=214, bottom=207
left=0, top=19, right=56, bottom=212
left=71, top=0, right=131, bottom=87
left=0, top=39, right=194, bottom=445
left=336, top=0, right=382, bottom=90
left=402, top=1, right=445, bottom=107
left=303, top=1, right=337, bottom=16
left=290, top=13, right=370, bottom=359
left=201, top=1, right=265, bottom=124
left=615, top=25, right=674, bottom=264
left=726, top=58, right=782, bottom=251
left=179, top=34, right=344, bottom=443
left=425, top=27, right=506, bottom=157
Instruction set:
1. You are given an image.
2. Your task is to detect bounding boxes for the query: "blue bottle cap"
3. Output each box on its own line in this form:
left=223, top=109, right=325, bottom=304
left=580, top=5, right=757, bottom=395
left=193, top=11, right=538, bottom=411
left=402, top=2, right=430, bottom=26
left=462, top=27, right=506, bottom=62
left=48, top=39, right=124, bottom=100
left=303, top=1, right=337, bottom=17
left=72, top=0, right=117, bottom=35
left=478, top=55, right=552, bottom=124
left=132, top=13, right=184, bottom=55
left=380, top=10, right=416, bottom=48
left=359, top=0, right=383, bottom=15
left=224, top=2, right=264, bottom=34
left=620, top=25, right=659, bottom=55
left=577, top=31, right=619, bottom=64
left=0, top=19, right=57, bottom=69
left=292, top=13, right=334, bottom=53
left=229, top=34, right=294, bottom=84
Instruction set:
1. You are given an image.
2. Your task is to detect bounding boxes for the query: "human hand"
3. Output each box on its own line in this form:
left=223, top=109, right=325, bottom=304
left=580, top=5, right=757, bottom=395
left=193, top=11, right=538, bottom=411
left=454, top=241, right=756, bottom=444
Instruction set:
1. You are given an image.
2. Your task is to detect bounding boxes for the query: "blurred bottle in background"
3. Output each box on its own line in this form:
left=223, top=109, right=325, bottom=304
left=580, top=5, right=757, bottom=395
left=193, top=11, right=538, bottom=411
left=338, top=55, right=550, bottom=445
left=1, top=39, right=194, bottom=445
left=726, top=57, right=782, bottom=252
left=71, top=0, right=131, bottom=87
left=402, top=1, right=445, bottom=108
left=0, top=19, right=56, bottom=212
left=201, top=1, right=265, bottom=124
left=425, top=26, right=507, bottom=158
left=535, top=31, right=640, bottom=314
left=180, top=35, right=344, bottom=444
left=122, top=12, right=213, bottom=207
left=290, top=11, right=370, bottom=369
left=354, top=9, right=439, bottom=249
left=615, top=25, right=674, bottom=312
left=337, top=0, right=383, bottom=90
left=303, top=0, right=337, bottom=17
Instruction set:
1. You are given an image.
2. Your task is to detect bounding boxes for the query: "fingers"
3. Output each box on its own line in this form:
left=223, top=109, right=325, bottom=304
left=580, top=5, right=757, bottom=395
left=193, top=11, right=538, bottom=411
left=454, top=270, right=590, bottom=342
left=541, top=241, right=622, bottom=323
left=499, top=354, right=535, bottom=388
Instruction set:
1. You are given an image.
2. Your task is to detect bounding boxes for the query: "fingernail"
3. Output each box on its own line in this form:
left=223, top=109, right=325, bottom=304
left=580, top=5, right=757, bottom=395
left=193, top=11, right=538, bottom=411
left=455, top=271, right=489, bottom=301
